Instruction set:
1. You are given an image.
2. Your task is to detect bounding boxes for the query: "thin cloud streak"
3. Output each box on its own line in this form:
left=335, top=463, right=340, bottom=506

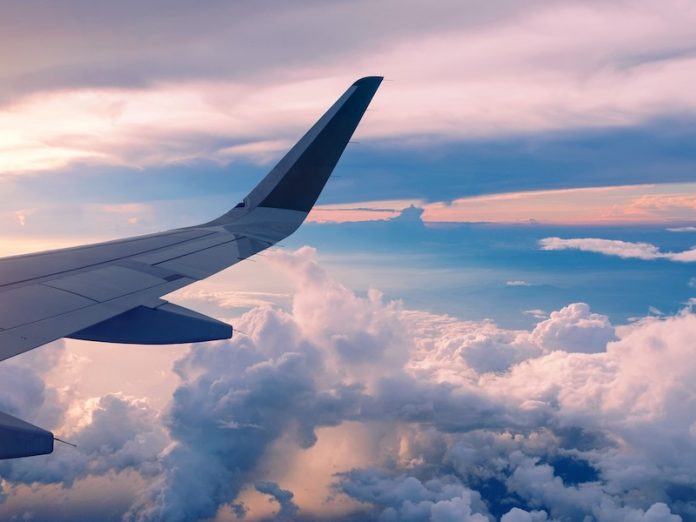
left=539, top=236, right=696, bottom=262
left=307, top=184, right=696, bottom=225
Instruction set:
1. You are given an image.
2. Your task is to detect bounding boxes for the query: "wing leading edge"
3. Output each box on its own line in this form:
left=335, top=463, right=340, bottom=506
left=0, top=76, right=382, bottom=459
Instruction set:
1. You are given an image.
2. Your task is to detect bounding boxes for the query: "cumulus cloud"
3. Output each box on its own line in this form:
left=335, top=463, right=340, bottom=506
left=405, top=302, right=615, bottom=377
left=539, top=236, right=696, bottom=262
left=127, top=249, right=696, bottom=519
left=505, top=454, right=680, bottom=521
left=337, top=470, right=490, bottom=521
left=0, top=393, right=167, bottom=490
left=124, top=303, right=374, bottom=520
left=0, top=341, right=168, bottom=513
left=529, top=303, right=616, bottom=354
left=0, top=361, right=61, bottom=429
left=2, top=247, right=696, bottom=521
left=501, top=507, right=549, bottom=522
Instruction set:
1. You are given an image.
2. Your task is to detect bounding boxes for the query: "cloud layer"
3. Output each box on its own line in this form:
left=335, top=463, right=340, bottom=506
left=3, top=0, right=696, bottom=175
left=2, top=247, right=695, bottom=520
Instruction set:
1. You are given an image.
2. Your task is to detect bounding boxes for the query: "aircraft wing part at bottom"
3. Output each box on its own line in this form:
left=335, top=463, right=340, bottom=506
left=68, top=301, right=233, bottom=344
left=0, top=411, right=53, bottom=460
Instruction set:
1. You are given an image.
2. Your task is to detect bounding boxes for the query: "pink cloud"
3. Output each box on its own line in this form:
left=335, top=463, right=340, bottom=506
left=307, top=199, right=419, bottom=223
left=2, top=1, right=696, bottom=174
left=308, top=184, right=696, bottom=225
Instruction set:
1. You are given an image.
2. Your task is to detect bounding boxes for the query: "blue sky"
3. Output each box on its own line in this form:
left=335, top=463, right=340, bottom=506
left=1, top=1, right=696, bottom=521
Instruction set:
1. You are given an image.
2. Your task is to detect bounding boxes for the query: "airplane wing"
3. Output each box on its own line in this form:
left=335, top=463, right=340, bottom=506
left=0, top=76, right=383, bottom=458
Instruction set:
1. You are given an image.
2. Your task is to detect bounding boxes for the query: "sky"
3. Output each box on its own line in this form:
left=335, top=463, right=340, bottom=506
left=1, top=0, right=696, bottom=520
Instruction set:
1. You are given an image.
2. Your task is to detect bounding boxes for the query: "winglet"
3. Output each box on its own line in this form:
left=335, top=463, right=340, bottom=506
left=211, top=76, right=382, bottom=223
left=249, top=76, right=382, bottom=212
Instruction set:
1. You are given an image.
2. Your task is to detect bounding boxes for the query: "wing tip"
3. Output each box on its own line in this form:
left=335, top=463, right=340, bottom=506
left=204, top=76, right=384, bottom=224
left=352, top=76, right=384, bottom=88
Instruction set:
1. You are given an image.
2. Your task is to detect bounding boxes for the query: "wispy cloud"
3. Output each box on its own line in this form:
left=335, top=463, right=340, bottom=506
left=506, top=280, right=532, bottom=287
left=524, top=308, right=548, bottom=319
left=539, top=236, right=696, bottom=262
left=308, top=199, right=421, bottom=223
left=667, top=226, right=696, bottom=232
left=308, top=184, right=696, bottom=225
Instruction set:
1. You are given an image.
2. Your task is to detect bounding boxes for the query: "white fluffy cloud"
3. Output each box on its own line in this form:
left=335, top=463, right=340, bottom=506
left=405, top=301, right=614, bottom=377
left=1, top=393, right=167, bottom=489
left=529, top=303, right=616, bottom=354
left=505, top=454, right=680, bottom=522
left=338, top=470, right=490, bottom=521
left=1, top=247, right=696, bottom=520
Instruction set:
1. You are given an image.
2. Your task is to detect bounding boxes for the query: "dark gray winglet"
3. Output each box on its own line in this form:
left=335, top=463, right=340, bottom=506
left=216, top=76, right=382, bottom=219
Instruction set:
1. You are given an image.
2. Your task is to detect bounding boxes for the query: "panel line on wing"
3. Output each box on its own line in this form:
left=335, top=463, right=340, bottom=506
left=0, top=285, right=96, bottom=330
left=39, top=283, right=99, bottom=304
left=0, top=229, right=208, bottom=263
left=42, top=266, right=167, bottom=302
left=0, top=230, right=221, bottom=289
left=151, top=236, right=244, bottom=266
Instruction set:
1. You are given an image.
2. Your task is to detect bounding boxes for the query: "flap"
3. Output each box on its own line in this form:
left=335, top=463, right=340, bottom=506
left=68, top=302, right=233, bottom=345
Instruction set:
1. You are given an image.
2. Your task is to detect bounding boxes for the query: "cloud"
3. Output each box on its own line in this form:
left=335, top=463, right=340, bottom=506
left=255, top=481, right=300, bottom=521
left=124, top=307, right=369, bottom=521
left=337, top=470, right=490, bottom=521
left=506, top=280, right=531, bottom=287
left=539, top=236, right=696, bottom=262
left=529, top=303, right=616, bottom=354
left=667, top=226, right=696, bottom=232
left=505, top=454, right=681, bottom=521
left=308, top=200, right=421, bottom=224
left=524, top=309, right=548, bottom=320
left=0, top=341, right=168, bottom=510
left=405, top=303, right=615, bottom=377
left=307, top=184, right=696, bottom=226
left=175, top=288, right=290, bottom=309
left=404, top=312, right=540, bottom=375
left=132, top=249, right=696, bottom=519
left=0, top=393, right=168, bottom=489
left=0, top=0, right=530, bottom=99
left=423, top=185, right=696, bottom=225
left=2, top=247, right=696, bottom=520
left=501, top=507, right=549, bottom=522
left=4, top=1, right=696, bottom=174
